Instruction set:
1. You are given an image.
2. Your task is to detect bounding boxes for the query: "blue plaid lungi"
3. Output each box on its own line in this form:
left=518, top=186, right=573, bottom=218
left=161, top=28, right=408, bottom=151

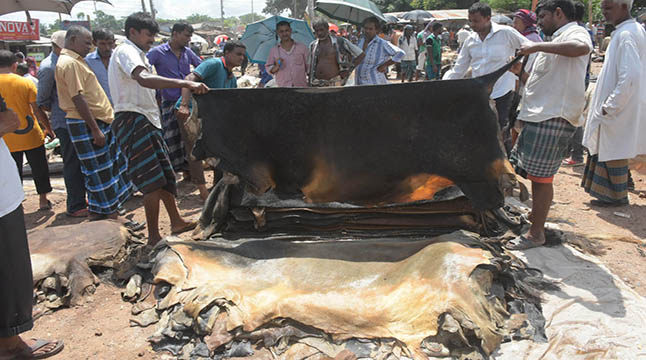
left=161, top=99, right=186, bottom=172
left=112, top=112, right=177, bottom=196
left=66, top=118, right=132, bottom=214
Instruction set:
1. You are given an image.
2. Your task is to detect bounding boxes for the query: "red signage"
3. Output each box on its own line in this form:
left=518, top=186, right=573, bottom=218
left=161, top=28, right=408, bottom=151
left=0, top=19, right=40, bottom=41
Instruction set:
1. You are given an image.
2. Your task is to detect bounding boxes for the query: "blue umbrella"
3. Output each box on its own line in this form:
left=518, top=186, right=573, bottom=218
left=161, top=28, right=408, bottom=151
left=240, top=15, right=316, bottom=64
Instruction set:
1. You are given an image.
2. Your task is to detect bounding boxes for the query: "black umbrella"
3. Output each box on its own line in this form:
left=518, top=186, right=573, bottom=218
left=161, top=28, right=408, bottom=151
left=400, top=9, right=433, bottom=22
left=384, top=14, right=399, bottom=24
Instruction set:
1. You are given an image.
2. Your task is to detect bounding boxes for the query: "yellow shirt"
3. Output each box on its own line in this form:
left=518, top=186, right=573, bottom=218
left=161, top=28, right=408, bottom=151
left=0, top=73, right=44, bottom=152
left=55, top=49, right=114, bottom=123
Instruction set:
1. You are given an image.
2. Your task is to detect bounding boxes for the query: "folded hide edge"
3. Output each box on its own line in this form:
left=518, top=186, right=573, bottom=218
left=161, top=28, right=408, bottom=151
left=147, top=231, right=550, bottom=359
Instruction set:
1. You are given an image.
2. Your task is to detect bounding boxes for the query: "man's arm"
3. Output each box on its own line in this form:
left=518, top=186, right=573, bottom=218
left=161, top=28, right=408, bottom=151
left=176, top=72, right=204, bottom=122
left=517, top=40, right=591, bottom=58
left=0, top=108, right=20, bottom=137
left=131, top=66, right=208, bottom=92
left=601, top=36, right=641, bottom=116
left=36, top=64, right=54, bottom=111
left=442, top=37, right=472, bottom=79
left=31, top=102, right=54, bottom=139
left=71, top=94, right=105, bottom=147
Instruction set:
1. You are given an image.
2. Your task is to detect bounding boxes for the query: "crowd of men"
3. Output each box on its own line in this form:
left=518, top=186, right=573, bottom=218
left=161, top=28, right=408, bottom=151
left=1, top=0, right=645, bottom=357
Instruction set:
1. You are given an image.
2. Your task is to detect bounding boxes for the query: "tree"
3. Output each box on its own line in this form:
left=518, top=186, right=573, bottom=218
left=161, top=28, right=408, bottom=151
left=77, top=12, right=86, bottom=20
left=239, top=12, right=266, bottom=24
left=373, top=0, right=414, bottom=13
left=185, top=13, right=217, bottom=24
left=91, top=10, right=124, bottom=33
left=483, top=0, right=530, bottom=12
left=263, top=0, right=307, bottom=19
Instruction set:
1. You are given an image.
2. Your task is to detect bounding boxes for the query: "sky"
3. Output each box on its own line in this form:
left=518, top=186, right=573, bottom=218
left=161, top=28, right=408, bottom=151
left=0, top=0, right=270, bottom=25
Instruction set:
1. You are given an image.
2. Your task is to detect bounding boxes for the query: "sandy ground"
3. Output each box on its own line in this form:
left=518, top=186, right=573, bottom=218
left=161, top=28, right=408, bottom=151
left=16, top=61, right=646, bottom=359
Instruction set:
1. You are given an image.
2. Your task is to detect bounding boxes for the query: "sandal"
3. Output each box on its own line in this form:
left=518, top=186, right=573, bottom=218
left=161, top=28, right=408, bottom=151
left=504, top=235, right=544, bottom=250
left=13, top=339, right=64, bottom=359
left=66, top=208, right=88, bottom=218
left=123, top=220, right=146, bottom=232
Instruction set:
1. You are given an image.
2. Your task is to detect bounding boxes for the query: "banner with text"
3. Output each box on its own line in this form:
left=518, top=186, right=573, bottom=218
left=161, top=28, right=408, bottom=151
left=0, top=19, right=40, bottom=41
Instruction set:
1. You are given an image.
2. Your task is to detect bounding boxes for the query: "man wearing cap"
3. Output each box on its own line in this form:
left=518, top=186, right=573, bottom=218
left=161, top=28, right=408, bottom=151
left=37, top=30, right=88, bottom=217
left=398, top=25, right=418, bottom=82
left=513, top=9, right=543, bottom=42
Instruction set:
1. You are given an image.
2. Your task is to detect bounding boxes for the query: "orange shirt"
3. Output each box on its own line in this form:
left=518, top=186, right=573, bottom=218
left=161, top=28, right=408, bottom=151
left=0, top=73, right=44, bottom=152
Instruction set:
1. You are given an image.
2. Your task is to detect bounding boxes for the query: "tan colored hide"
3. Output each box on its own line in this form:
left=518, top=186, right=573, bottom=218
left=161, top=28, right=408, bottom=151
left=29, top=220, right=137, bottom=307
left=153, top=231, right=511, bottom=359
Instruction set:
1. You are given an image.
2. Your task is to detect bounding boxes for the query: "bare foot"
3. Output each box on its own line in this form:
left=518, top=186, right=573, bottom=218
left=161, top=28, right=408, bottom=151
left=147, top=232, right=162, bottom=246
left=171, top=219, right=197, bottom=235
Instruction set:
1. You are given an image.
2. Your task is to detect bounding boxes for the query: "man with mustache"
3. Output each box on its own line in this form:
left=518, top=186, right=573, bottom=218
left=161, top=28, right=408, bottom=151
left=507, top=0, right=592, bottom=249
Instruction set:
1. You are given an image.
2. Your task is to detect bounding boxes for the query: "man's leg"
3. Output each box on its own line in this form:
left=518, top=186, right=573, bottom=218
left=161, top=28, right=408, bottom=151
left=159, top=189, right=194, bottom=232
left=570, top=126, right=584, bottom=162
left=0, top=205, right=63, bottom=358
left=494, top=91, right=514, bottom=155
left=143, top=190, right=163, bottom=245
left=10, top=151, right=24, bottom=182
left=24, top=145, right=52, bottom=209
left=526, top=181, right=551, bottom=245
left=54, top=127, right=87, bottom=215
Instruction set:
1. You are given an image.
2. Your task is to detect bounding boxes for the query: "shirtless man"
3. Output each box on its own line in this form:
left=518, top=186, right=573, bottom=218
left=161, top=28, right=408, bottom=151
left=308, top=18, right=365, bottom=87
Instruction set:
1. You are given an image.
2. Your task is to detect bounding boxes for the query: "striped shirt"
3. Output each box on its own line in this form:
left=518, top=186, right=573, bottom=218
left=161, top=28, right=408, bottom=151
left=356, top=36, right=404, bottom=85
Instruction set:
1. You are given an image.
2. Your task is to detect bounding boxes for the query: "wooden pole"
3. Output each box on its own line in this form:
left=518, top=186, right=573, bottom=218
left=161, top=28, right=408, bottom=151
left=221, top=0, right=225, bottom=29
left=149, top=0, right=156, bottom=19
left=140, top=0, right=147, bottom=13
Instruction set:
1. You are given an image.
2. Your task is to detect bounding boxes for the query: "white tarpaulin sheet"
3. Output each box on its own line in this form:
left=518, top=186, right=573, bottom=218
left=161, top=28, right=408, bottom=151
left=496, top=244, right=646, bottom=359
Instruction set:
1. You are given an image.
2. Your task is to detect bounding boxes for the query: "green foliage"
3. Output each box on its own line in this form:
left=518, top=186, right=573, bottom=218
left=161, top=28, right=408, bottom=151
left=185, top=13, right=218, bottom=23
left=91, top=10, right=125, bottom=33
left=373, top=0, right=414, bottom=12
left=483, top=0, right=529, bottom=12
left=263, top=0, right=308, bottom=18
left=411, top=0, right=477, bottom=10
left=239, top=13, right=266, bottom=24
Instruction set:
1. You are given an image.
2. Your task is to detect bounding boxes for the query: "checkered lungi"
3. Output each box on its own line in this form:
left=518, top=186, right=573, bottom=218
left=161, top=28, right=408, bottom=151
left=66, top=118, right=132, bottom=214
left=112, top=111, right=177, bottom=195
left=510, top=117, right=576, bottom=182
left=161, top=99, right=186, bottom=172
left=581, top=155, right=629, bottom=204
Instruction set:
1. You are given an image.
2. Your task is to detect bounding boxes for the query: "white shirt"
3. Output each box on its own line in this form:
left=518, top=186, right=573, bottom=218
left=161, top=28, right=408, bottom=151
left=456, top=29, right=470, bottom=45
left=398, top=35, right=418, bottom=61
left=443, top=22, right=530, bottom=99
left=0, top=138, right=24, bottom=217
left=108, top=38, right=161, bottom=129
left=583, top=19, right=646, bottom=162
left=518, top=22, right=593, bottom=126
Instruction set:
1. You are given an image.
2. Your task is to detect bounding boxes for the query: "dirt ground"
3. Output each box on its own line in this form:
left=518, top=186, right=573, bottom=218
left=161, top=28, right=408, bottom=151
left=17, top=61, right=646, bottom=359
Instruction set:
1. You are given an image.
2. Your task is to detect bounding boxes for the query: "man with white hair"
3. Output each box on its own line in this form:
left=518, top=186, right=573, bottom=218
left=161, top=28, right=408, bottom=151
left=581, top=0, right=646, bottom=206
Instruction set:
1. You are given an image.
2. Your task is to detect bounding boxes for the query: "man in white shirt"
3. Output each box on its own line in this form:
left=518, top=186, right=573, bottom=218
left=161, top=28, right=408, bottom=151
left=581, top=0, right=646, bottom=206
left=108, top=12, right=208, bottom=245
left=398, top=25, right=418, bottom=82
left=506, top=0, right=593, bottom=249
left=0, top=99, right=63, bottom=359
left=456, top=25, right=471, bottom=51
left=443, top=2, right=531, bottom=153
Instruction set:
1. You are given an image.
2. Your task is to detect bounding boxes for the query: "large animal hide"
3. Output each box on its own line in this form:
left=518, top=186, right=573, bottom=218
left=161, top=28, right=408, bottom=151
left=29, top=220, right=142, bottom=308
left=192, top=58, right=522, bottom=210
left=149, top=231, right=548, bottom=359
